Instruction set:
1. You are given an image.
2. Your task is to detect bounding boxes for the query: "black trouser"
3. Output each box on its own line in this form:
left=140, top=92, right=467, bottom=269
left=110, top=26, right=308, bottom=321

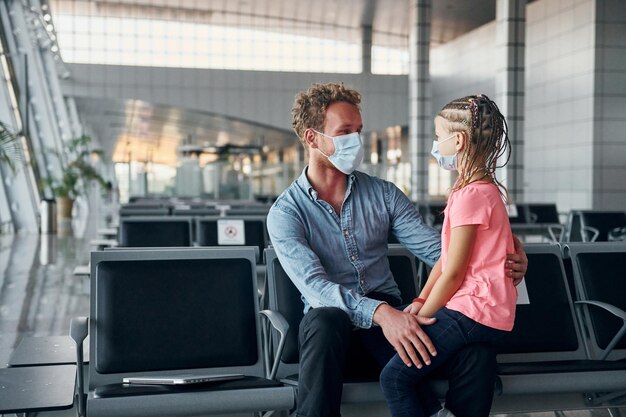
left=296, top=294, right=497, bottom=417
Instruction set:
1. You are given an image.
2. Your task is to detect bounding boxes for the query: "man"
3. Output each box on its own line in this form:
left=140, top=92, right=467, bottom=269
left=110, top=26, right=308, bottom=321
left=267, top=83, right=527, bottom=417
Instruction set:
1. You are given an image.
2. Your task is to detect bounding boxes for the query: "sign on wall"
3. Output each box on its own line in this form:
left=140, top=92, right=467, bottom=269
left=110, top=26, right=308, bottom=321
left=217, top=219, right=246, bottom=245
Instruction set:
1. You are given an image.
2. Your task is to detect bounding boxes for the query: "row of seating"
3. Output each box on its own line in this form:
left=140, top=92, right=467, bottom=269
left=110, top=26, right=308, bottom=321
left=263, top=242, right=626, bottom=413
left=563, top=210, right=626, bottom=242
left=122, top=200, right=626, bottom=242
left=492, top=242, right=626, bottom=409
left=118, top=216, right=269, bottom=262
left=65, top=245, right=420, bottom=416
left=417, top=202, right=561, bottom=227
left=8, top=241, right=626, bottom=415
left=120, top=202, right=625, bottom=247
left=415, top=202, right=563, bottom=243
left=419, top=202, right=626, bottom=244
left=62, top=242, right=626, bottom=416
left=119, top=202, right=272, bottom=217
left=123, top=200, right=556, bottom=224
left=127, top=197, right=276, bottom=206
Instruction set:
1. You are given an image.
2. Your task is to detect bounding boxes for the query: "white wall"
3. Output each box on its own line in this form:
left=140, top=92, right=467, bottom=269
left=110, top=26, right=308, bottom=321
left=61, top=65, right=409, bottom=134
left=431, top=23, right=497, bottom=113
left=525, top=0, right=626, bottom=211
left=525, top=0, right=597, bottom=211
left=432, top=0, right=626, bottom=212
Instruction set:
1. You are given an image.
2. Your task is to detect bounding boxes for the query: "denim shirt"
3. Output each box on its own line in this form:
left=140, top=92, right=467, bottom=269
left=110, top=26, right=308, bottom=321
left=266, top=168, right=441, bottom=329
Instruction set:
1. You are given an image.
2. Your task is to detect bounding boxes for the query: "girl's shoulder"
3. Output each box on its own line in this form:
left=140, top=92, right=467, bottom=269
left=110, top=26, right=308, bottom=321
left=450, top=181, right=500, bottom=205
left=454, top=180, right=498, bottom=195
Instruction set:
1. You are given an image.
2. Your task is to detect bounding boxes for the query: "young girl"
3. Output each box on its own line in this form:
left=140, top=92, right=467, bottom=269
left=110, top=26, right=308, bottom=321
left=380, top=94, right=517, bottom=417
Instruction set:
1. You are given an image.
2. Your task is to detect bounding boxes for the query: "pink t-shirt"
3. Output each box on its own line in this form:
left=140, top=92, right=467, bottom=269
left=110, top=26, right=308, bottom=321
left=441, top=182, right=517, bottom=331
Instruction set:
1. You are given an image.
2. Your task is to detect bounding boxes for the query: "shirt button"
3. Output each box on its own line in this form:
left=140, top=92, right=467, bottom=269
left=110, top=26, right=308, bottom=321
left=328, top=209, right=333, bottom=213
left=351, top=255, right=356, bottom=261
left=344, top=230, right=349, bottom=236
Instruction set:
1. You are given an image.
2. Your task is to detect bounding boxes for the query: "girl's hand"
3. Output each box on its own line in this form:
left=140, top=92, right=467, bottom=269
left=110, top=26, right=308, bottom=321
left=403, top=300, right=424, bottom=315
left=507, top=235, right=529, bottom=285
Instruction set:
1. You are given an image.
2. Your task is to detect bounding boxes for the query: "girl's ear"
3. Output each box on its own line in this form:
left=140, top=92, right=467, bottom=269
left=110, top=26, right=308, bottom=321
left=455, top=131, right=469, bottom=152
left=304, top=129, right=318, bottom=148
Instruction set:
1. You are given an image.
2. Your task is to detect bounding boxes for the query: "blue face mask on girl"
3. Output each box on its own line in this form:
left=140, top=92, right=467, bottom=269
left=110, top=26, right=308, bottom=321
left=431, top=133, right=458, bottom=171
left=314, top=130, right=364, bottom=175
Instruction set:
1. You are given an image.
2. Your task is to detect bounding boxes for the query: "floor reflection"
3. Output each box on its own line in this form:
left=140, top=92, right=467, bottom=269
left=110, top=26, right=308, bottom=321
left=0, top=234, right=90, bottom=366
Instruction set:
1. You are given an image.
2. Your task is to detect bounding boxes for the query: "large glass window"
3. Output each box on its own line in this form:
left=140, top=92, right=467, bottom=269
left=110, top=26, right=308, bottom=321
left=371, top=32, right=409, bottom=75
left=52, top=1, right=362, bottom=73
left=51, top=1, right=415, bottom=75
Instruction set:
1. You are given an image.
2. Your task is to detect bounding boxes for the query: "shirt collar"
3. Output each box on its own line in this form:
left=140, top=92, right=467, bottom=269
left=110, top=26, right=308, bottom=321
left=297, top=166, right=357, bottom=201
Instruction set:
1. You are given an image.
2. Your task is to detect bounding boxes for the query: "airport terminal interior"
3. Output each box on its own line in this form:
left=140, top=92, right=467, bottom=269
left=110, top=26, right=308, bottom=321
left=0, top=0, right=625, bottom=415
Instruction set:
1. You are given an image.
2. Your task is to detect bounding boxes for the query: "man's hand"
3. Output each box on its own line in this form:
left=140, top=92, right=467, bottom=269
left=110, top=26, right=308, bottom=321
left=507, top=235, right=528, bottom=286
left=373, top=304, right=437, bottom=368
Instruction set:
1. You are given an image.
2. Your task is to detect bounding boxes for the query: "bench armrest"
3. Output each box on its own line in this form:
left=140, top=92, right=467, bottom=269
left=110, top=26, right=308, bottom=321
left=575, top=300, right=626, bottom=360
left=581, top=226, right=600, bottom=242
left=259, top=310, right=289, bottom=381
left=547, top=225, right=563, bottom=243
left=575, top=300, right=626, bottom=320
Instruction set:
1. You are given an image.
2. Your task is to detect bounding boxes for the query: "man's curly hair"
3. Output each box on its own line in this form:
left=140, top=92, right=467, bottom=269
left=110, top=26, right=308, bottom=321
left=291, top=83, right=361, bottom=147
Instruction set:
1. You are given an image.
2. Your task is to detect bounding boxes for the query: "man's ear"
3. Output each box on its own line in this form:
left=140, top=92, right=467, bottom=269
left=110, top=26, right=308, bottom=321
left=303, top=128, right=318, bottom=148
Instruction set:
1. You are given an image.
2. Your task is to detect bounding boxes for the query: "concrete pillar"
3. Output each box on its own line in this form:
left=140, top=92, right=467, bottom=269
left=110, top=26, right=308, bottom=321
left=361, top=0, right=376, bottom=75
left=362, top=25, right=372, bottom=74
left=495, top=0, right=525, bottom=203
left=408, top=0, right=432, bottom=202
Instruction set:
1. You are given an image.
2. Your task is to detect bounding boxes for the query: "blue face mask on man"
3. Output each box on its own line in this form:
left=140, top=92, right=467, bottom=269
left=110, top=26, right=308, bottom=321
left=431, top=133, right=458, bottom=171
left=314, top=130, right=364, bottom=175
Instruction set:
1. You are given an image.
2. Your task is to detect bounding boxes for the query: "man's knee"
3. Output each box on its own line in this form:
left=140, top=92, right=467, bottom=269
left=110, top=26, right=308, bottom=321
left=299, top=307, right=351, bottom=345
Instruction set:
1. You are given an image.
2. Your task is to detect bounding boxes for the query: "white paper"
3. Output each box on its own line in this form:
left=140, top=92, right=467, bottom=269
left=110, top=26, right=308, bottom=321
left=516, top=278, right=530, bottom=305
left=506, top=204, right=519, bottom=218
left=217, top=219, right=246, bottom=245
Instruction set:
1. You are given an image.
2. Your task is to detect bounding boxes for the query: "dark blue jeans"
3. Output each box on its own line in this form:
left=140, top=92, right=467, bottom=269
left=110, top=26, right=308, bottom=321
left=380, top=307, right=506, bottom=417
left=298, top=298, right=499, bottom=417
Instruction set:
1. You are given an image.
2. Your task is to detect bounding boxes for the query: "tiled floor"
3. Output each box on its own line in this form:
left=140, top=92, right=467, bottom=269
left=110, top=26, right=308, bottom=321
left=0, top=231, right=623, bottom=416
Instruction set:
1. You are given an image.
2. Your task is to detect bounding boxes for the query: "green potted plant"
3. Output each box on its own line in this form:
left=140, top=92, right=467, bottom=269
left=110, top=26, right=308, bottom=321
left=43, top=134, right=107, bottom=220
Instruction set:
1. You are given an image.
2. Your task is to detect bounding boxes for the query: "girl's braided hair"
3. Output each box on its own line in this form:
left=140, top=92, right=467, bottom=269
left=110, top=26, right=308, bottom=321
left=437, top=94, right=511, bottom=202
